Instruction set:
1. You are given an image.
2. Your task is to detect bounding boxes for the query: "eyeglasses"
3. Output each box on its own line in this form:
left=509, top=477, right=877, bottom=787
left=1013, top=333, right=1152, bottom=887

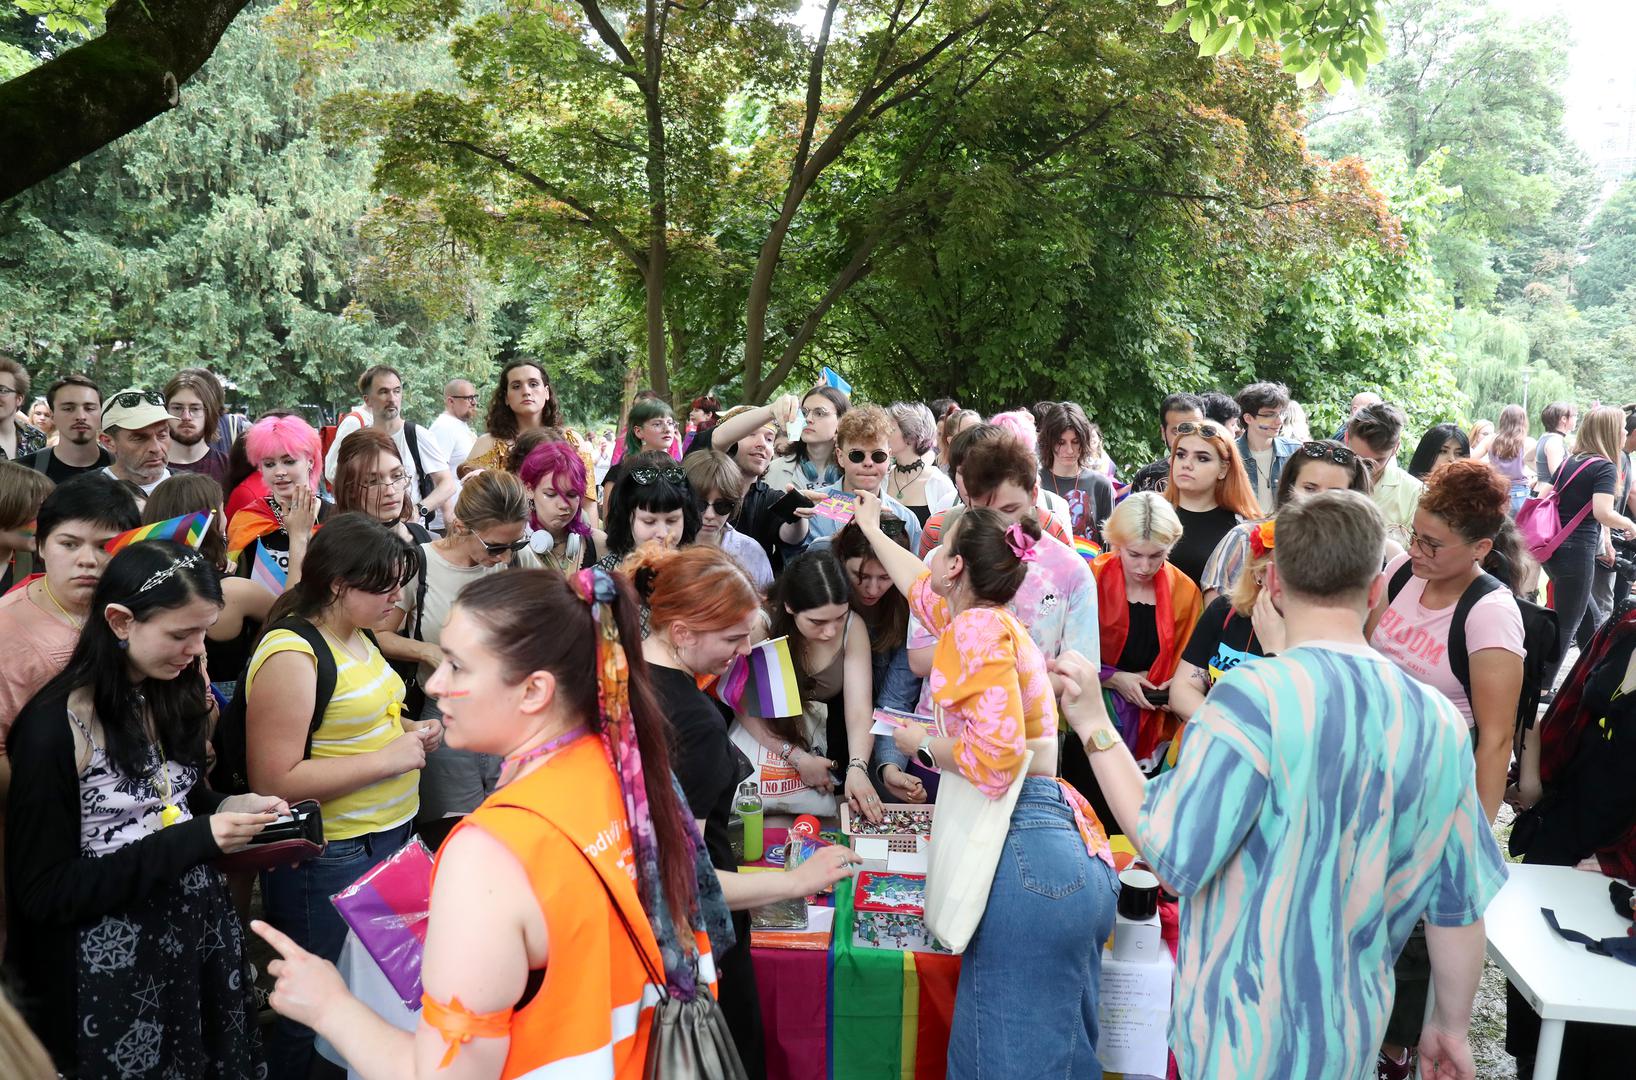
left=112, top=391, right=165, bottom=410
left=1298, top=442, right=1358, bottom=466
left=0, top=386, right=19, bottom=399
left=478, top=535, right=529, bottom=556
left=1173, top=422, right=1224, bottom=440
left=361, top=471, right=410, bottom=490
left=847, top=449, right=890, bottom=465
left=449, top=394, right=479, bottom=403
left=697, top=497, right=737, bottom=517
left=1408, top=529, right=1469, bottom=557
left=630, top=467, right=685, bottom=486
left=167, top=403, right=205, bottom=417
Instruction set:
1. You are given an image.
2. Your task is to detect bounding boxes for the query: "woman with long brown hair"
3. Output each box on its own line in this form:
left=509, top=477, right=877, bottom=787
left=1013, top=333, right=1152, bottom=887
left=1487, top=403, right=1534, bottom=517
left=255, top=564, right=749, bottom=1078
left=334, top=428, right=434, bottom=549
left=633, top=545, right=858, bottom=1077
left=1162, top=419, right=1259, bottom=586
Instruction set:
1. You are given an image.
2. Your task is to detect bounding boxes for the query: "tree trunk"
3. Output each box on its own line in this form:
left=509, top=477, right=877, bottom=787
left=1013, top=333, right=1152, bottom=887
left=0, top=0, right=251, bottom=202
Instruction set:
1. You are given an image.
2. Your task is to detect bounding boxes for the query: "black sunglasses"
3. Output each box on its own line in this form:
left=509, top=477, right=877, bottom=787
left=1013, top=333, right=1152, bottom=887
left=1298, top=441, right=1358, bottom=467
left=847, top=449, right=890, bottom=464
left=697, top=497, right=737, bottom=517
left=630, top=467, right=686, bottom=486
left=112, top=390, right=165, bottom=410
left=479, top=536, right=529, bottom=556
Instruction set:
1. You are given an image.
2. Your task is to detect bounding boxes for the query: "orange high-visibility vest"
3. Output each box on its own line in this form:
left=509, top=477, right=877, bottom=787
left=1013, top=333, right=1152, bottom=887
left=436, top=735, right=716, bottom=1079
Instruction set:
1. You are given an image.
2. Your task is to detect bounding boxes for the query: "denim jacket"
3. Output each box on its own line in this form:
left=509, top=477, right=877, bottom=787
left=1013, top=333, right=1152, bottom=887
left=1236, top=434, right=1302, bottom=496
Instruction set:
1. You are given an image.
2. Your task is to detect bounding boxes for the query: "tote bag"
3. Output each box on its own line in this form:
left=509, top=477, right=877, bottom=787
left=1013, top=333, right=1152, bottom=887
left=922, top=748, right=1033, bottom=953
left=1516, top=457, right=1598, bottom=562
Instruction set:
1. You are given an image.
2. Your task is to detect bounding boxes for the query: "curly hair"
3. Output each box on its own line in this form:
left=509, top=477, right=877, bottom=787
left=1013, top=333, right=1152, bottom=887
left=1417, top=459, right=1508, bottom=543
left=836, top=403, right=894, bottom=450
left=485, top=360, right=560, bottom=438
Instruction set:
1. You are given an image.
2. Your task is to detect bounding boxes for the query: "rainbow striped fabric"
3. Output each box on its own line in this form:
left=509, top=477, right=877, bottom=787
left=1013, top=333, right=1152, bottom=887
left=1072, top=536, right=1102, bottom=564
left=711, top=636, right=803, bottom=718
left=103, top=511, right=213, bottom=555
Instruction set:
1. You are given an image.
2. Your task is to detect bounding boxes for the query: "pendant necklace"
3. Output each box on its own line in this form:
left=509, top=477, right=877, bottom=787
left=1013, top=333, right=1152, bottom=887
left=135, top=690, right=183, bottom=828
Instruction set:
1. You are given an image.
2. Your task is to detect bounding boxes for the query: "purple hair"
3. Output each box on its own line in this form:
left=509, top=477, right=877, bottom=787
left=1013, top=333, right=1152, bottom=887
left=519, top=441, right=590, bottom=537
left=245, top=415, right=322, bottom=491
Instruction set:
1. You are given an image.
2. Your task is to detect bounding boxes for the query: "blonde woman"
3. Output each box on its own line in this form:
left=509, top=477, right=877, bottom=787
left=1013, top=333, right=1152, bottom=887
left=1172, top=521, right=1278, bottom=721
left=1059, top=493, right=1202, bottom=819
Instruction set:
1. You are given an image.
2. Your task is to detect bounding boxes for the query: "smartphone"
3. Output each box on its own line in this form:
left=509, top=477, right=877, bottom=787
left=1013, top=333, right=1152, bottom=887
left=1142, top=687, right=1170, bottom=708
left=769, top=488, right=816, bottom=523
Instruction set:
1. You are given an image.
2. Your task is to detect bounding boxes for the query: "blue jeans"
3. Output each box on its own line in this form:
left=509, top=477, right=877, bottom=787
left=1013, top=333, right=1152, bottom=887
left=261, top=819, right=414, bottom=1080
left=947, top=777, right=1119, bottom=1079
left=1508, top=481, right=1529, bottom=519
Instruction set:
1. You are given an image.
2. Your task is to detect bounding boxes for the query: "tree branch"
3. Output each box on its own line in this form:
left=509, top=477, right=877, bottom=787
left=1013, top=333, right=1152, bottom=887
left=759, top=229, right=883, bottom=392
left=575, top=0, right=642, bottom=85
left=0, top=0, right=252, bottom=202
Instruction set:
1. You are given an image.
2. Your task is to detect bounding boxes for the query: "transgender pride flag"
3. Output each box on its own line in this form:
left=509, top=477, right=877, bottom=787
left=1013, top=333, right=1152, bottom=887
left=710, top=636, right=803, bottom=719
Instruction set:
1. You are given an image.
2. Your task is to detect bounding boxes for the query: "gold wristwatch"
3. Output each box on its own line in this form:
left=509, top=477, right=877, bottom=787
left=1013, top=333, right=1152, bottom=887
left=1083, top=726, right=1120, bottom=754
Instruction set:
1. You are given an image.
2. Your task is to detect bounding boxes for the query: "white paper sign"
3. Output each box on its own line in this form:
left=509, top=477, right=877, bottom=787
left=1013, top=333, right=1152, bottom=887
left=1095, top=950, right=1173, bottom=1077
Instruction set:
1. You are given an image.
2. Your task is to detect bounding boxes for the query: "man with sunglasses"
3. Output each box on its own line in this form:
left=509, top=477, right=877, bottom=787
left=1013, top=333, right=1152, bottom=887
left=99, top=387, right=173, bottom=506
left=1345, top=402, right=1422, bottom=545
left=796, top=405, right=922, bottom=553
left=431, top=378, right=480, bottom=476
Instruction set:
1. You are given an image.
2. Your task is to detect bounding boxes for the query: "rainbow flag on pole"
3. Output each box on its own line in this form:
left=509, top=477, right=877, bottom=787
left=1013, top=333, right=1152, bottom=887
left=710, top=636, right=802, bottom=718
left=104, top=511, right=214, bottom=555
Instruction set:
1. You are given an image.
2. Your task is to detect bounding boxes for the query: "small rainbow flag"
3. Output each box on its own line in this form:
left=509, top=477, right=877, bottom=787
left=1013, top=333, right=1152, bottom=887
left=711, top=636, right=803, bottom=719
left=249, top=541, right=288, bottom=595
left=1072, top=536, right=1102, bottom=564
left=104, top=511, right=214, bottom=555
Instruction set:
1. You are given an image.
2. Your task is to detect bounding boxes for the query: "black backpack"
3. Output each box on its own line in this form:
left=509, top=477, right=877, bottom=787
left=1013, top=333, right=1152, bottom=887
left=1386, top=563, right=1559, bottom=731
left=210, top=617, right=377, bottom=794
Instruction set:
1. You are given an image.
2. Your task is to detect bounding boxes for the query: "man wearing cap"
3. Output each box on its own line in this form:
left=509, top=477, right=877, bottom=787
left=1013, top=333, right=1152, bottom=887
left=100, top=388, right=173, bottom=506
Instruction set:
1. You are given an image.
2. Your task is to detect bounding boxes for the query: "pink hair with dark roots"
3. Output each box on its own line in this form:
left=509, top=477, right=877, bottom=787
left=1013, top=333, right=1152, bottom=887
left=245, top=415, right=322, bottom=491
left=519, top=441, right=591, bottom=538
left=989, top=409, right=1038, bottom=449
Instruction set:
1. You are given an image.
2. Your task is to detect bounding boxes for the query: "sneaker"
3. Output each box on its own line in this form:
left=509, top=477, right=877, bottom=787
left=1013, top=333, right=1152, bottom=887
left=1377, top=1048, right=1413, bottom=1080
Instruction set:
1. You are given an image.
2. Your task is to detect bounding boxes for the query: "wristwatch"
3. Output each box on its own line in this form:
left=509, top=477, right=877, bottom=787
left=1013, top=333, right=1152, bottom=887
left=1083, top=726, right=1120, bottom=754
left=915, top=736, right=938, bottom=770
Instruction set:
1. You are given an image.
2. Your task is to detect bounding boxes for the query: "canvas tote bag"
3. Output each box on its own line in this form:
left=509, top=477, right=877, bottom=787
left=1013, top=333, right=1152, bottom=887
left=922, top=748, right=1034, bottom=953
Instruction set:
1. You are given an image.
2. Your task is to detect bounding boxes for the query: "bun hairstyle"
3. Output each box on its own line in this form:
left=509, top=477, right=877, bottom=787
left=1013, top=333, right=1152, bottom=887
left=450, top=468, right=528, bottom=534
left=453, top=569, right=697, bottom=932
left=1418, top=458, right=1508, bottom=545
left=943, top=505, right=1040, bottom=605
left=625, top=544, right=760, bottom=636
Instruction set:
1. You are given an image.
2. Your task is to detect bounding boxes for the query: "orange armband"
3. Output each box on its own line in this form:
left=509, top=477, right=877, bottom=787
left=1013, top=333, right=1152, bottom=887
left=420, top=993, right=512, bottom=1068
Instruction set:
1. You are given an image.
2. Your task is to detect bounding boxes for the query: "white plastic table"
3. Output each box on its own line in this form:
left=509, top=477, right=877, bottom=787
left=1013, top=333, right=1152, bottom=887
left=1482, top=863, right=1636, bottom=1080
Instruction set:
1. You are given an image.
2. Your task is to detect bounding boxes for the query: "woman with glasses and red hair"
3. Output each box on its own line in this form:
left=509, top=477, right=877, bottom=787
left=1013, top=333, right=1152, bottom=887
left=1162, top=419, right=1259, bottom=586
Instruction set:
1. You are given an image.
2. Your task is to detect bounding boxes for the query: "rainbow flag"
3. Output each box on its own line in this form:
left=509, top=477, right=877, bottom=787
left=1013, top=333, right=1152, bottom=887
left=249, top=541, right=288, bottom=595
left=1072, top=535, right=1102, bottom=564
left=104, top=511, right=213, bottom=555
left=711, top=636, right=802, bottom=718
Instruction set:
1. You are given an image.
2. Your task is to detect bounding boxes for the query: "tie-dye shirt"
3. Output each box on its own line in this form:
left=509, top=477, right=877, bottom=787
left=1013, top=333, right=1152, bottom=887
left=1137, top=641, right=1507, bottom=1080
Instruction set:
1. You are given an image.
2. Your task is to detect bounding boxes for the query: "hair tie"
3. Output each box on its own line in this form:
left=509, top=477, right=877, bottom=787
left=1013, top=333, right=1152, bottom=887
left=1003, top=522, right=1038, bottom=563
left=1248, top=519, right=1276, bottom=560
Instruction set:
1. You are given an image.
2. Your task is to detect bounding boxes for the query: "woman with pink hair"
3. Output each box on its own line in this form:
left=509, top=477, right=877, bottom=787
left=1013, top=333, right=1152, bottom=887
left=517, top=440, right=605, bottom=573
left=227, top=414, right=322, bottom=586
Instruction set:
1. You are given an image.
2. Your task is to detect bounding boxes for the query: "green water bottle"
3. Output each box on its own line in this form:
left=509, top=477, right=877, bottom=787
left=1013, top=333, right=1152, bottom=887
left=735, top=780, right=765, bottom=862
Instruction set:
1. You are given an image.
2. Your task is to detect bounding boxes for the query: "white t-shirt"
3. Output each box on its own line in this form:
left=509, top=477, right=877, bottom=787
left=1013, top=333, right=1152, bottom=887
left=1369, top=553, right=1525, bottom=727
left=430, top=412, right=476, bottom=474
left=1250, top=446, right=1275, bottom=514
left=324, top=418, right=449, bottom=513
left=397, top=543, right=507, bottom=683
left=103, top=465, right=171, bottom=496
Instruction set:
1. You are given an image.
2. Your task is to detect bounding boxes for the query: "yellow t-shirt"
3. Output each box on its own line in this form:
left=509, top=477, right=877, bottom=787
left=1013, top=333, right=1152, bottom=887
left=245, top=627, right=417, bottom=841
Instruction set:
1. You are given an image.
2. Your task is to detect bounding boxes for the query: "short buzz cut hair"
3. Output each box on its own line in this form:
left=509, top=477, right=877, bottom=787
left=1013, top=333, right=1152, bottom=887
left=1274, top=489, right=1384, bottom=603
left=1236, top=381, right=1291, bottom=419
left=358, top=364, right=402, bottom=395
left=1346, top=402, right=1407, bottom=455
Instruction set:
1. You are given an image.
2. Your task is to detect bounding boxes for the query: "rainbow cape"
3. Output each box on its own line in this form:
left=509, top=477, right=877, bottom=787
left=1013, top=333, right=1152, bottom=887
left=104, top=511, right=213, bottom=555
left=708, top=636, right=802, bottom=718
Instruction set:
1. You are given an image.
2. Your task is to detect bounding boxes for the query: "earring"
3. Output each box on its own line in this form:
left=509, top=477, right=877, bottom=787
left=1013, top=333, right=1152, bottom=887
left=939, top=575, right=952, bottom=590
left=117, top=639, right=129, bottom=651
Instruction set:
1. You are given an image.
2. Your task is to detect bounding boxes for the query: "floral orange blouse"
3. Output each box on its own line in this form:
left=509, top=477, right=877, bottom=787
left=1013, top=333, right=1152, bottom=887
left=911, top=575, right=1113, bottom=866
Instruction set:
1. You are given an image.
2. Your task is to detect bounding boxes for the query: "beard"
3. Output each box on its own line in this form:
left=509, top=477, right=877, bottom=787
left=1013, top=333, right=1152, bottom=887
left=171, top=427, right=205, bottom=447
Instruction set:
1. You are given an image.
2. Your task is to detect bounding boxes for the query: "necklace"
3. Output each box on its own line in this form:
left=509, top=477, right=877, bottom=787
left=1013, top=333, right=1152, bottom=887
left=890, top=458, right=926, bottom=501
left=39, top=577, right=84, bottom=629
left=319, top=622, right=368, bottom=662
left=133, top=690, right=183, bottom=829
left=501, top=725, right=589, bottom=782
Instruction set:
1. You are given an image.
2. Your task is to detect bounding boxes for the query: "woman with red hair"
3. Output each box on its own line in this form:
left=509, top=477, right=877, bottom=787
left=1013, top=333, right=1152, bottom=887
left=1163, top=419, right=1259, bottom=586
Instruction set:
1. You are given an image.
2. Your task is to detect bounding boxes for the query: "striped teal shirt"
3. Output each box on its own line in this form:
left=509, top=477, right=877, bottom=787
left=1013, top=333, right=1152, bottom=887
left=1138, top=642, right=1507, bottom=1079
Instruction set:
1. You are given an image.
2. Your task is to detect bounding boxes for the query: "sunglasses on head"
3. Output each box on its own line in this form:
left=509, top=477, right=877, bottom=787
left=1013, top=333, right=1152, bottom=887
left=697, top=497, right=737, bottom=517
left=847, top=449, right=890, bottom=465
left=1173, top=421, right=1224, bottom=440
left=112, top=390, right=165, bottom=410
left=1298, top=441, right=1358, bottom=466
left=479, top=536, right=529, bottom=556
left=630, top=467, right=686, bottom=486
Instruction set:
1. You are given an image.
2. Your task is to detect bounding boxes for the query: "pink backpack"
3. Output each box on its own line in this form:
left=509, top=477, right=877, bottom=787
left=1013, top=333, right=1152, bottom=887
left=1515, top=456, right=1599, bottom=561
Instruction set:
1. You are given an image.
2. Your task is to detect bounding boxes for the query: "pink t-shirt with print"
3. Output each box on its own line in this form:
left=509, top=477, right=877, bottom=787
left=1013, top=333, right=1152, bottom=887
left=0, top=585, right=80, bottom=753
left=1369, top=553, right=1524, bottom=727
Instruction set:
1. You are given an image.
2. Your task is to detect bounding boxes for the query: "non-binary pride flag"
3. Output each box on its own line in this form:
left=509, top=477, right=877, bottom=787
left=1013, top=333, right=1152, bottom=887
left=249, top=542, right=288, bottom=595
left=104, top=511, right=214, bottom=555
left=711, top=636, right=802, bottom=719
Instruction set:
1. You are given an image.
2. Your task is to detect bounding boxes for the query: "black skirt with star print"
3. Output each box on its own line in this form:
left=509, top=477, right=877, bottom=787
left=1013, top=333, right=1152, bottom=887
left=75, top=863, right=263, bottom=1079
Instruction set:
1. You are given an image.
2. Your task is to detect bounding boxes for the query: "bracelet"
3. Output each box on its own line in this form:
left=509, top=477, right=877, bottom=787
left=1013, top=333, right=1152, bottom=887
left=847, top=758, right=869, bottom=775
left=779, top=741, right=794, bottom=759
left=788, top=746, right=804, bottom=764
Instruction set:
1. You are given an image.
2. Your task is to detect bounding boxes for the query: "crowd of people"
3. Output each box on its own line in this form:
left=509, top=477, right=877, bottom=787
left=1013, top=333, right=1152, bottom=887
left=0, top=351, right=1632, bottom=1080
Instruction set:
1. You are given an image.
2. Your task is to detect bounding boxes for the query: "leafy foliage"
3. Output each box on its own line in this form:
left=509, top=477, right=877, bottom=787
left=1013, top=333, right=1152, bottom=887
left=1158, top=0, right=1387, bottom=92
